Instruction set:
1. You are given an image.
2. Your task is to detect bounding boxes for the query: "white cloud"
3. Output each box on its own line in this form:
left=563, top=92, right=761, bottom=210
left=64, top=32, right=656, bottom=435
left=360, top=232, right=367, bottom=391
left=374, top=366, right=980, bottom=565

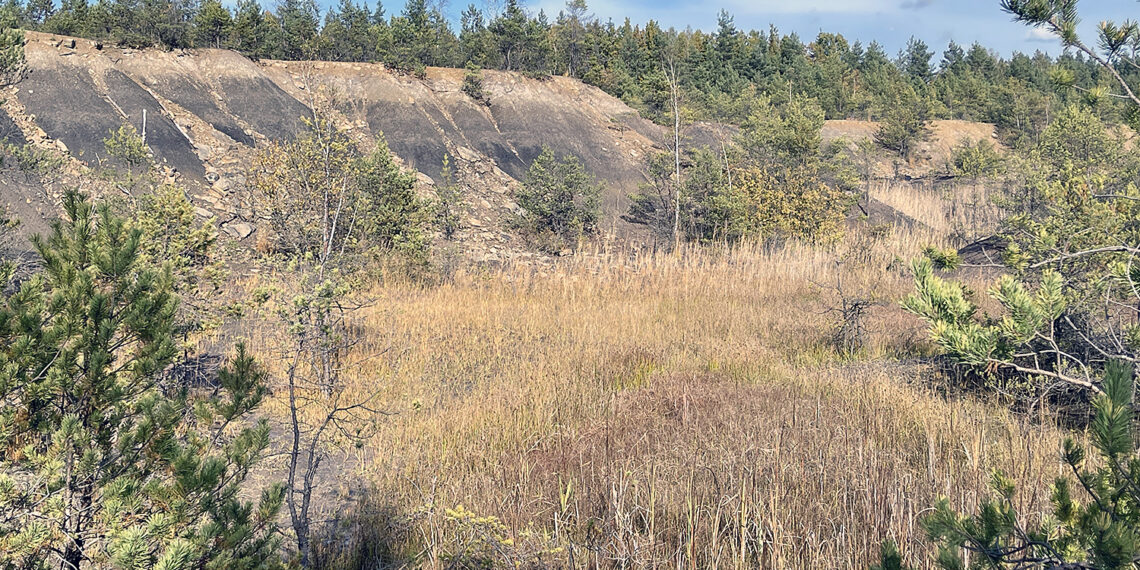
left=1026, top=25, right=1058, bottom=42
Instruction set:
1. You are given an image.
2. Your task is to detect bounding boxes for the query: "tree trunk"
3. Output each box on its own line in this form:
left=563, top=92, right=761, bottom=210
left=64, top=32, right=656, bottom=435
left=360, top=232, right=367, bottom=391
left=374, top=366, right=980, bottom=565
left=667, top=59, right=681, bottom=252
left=295, top=524, right=311, bottom=568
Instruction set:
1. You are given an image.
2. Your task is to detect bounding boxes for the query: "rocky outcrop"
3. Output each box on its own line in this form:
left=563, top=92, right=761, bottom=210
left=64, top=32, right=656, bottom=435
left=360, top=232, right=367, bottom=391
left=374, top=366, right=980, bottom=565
left=0, top=31, right=1001, bottom=260
left=0, top=32, right=663, bottom=254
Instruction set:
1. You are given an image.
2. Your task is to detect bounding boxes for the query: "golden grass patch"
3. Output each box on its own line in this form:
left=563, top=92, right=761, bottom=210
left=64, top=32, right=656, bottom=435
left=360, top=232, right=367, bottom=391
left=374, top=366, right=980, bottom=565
left=237, top=228, right=1065, bottom=569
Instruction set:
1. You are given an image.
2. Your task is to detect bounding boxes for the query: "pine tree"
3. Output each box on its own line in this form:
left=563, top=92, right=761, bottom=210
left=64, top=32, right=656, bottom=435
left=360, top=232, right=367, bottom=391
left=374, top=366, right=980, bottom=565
left=874, top=90, right=931, bottom=161
left=193, top=0, right=232, bottom=48
left=459, top=3, right=490, bottom=66
left=0, top=18, right=24, bottom=87
left=512, top=146, right=601, bottom=252
left=128, top=182, right=225, bottom=338
left=913, top=360, right=1140, bottom=569
left=318, top=0, right=373, bottom=62
left=230, top=0, right=274, bottom=59
left=939, top=40, right=964, bottom=73
left=900, top=36, right=933, bottom=83
left=903, top=102, right=1140, bottom=395
left=555, top=0, right=589, bottom=76
left=42, top=0, right=89, bottom=36
left=23, top=0, right=52, bottom=26
left=386, top=0, right=431, bottom=70
left=461, top=60, right=489, bottom=105
left=489, top=0, right=527, bottom=71
left=275, top=0, right=319, bottom=60
left=0, top=191, right=283, bottom=570
left=870, top=540, right=911, bottom=570
left=738, top=97, right=825, bottom=168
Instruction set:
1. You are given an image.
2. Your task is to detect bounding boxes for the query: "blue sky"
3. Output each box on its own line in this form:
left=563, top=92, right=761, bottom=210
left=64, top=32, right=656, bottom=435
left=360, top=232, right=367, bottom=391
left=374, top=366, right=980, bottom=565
left=411, top=0, right=1127, bottom=58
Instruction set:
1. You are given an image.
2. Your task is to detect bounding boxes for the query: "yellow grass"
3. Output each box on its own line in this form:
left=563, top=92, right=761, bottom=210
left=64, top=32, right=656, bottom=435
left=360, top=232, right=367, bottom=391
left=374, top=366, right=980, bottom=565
left=869, top=179, right=1003, bottom=241
left=232, top=221, right=1071, bottom=569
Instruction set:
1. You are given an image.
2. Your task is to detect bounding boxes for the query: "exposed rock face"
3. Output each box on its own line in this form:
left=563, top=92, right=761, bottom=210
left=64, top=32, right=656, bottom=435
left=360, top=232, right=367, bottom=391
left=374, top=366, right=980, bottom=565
left=222, top=221, right=254, bottom=240
left=1, top=32, right=664, bottom=248
left=0, top=31, right=998, bottom=261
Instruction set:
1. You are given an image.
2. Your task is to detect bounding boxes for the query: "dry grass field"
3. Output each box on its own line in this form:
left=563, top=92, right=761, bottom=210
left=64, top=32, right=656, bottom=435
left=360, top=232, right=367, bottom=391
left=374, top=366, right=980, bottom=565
left=867, top=179, right=1003, bottom=241
left=231, top=216, right=1074, bottom=569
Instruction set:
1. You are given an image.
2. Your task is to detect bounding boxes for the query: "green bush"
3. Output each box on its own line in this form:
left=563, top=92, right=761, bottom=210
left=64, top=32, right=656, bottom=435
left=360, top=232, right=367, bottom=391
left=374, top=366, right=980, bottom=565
left=128, top=183, right=226, bottom=336
left=513, top=146, right=601, bottom=252
left=951, top=138, right=1003, bottom=179
left=103, top=123, right=151, bottom=169
left=0, top=25, right=25, bottom=86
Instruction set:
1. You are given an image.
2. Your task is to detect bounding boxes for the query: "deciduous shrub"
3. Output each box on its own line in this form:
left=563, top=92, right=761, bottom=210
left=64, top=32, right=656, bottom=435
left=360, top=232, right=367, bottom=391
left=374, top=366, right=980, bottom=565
left=248, top=113, right=433, bottom=266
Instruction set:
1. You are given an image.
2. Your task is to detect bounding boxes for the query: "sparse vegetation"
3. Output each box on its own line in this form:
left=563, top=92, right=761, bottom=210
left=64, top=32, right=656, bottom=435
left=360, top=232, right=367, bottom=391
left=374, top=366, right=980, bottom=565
left=3, top=140, right=64, bottom=178
left=0, top=0, right=1121, bottom=148
left=435, top=154, right=465, bottom=240
left=897, top=2, right=1140, bottom=565
left=246, top=96, right=417, bottom=566
left=231, top=231, right=1061, bottom=569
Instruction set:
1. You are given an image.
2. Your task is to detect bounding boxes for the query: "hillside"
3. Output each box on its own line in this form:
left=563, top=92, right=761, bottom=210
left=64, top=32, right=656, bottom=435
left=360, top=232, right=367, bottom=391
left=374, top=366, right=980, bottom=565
left=4, top=15, right=1129, bottom=570
left=1, top=32, right=664, bottom=247
left=0, top=32, right=999, bottom=253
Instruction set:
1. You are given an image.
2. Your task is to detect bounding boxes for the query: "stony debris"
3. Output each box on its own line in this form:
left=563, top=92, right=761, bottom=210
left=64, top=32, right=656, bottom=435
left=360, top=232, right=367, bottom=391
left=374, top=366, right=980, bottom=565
left=222, top=221, right=254, bottom=239
left=6, top=31, right=672, bottom=264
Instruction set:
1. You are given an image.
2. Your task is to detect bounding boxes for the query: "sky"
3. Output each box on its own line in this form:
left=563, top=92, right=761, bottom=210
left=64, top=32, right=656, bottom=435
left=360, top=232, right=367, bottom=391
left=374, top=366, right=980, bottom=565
left=413, top=0, right=1128, bottom=58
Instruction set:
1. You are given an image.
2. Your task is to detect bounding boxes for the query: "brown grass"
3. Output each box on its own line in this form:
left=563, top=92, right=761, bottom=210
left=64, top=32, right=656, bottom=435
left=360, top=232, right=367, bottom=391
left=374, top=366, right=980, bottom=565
left=234, top=222, right=1066, bottom=569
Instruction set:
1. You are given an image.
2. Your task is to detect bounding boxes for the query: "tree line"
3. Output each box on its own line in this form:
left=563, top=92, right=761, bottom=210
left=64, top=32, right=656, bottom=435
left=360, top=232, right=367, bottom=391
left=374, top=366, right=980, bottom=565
left=1, top=0, right=1134, bottom=147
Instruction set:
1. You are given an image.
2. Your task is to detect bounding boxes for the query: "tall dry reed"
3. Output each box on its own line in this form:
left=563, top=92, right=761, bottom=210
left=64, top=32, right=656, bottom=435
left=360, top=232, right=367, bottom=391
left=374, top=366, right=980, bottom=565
left=235, top=225, right=1063, bottom=569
